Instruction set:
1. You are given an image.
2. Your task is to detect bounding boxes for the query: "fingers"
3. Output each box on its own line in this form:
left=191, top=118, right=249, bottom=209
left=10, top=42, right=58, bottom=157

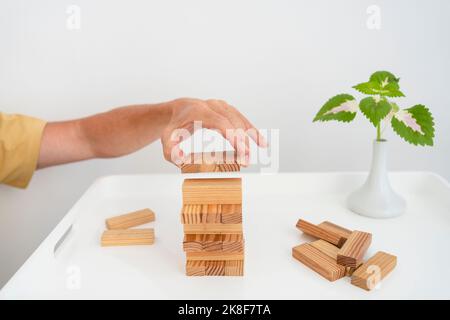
left=161, top=126, right=189, bottom=167
left=207, top=99, right=267, bottom=148
left=231, top=108, right=268, bottom=148
left=201, top=111, right=249, bottom=166
left=206, top=100, right=250, bottom=166
left=161, top=98, right=266, bottom=168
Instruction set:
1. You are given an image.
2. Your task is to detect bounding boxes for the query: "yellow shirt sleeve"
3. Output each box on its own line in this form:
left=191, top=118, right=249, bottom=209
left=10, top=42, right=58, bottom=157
left=0, top=112, right=47, bottom=188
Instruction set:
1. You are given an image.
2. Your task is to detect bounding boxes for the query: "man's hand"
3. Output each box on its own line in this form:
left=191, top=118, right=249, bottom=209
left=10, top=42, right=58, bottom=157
left=161, top=98, right=267, bottom=166
left=37, top=98, right=266, bottom=169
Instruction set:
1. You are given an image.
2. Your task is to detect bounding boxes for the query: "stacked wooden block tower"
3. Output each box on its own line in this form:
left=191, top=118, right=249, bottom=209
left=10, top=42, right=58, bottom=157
left=180, top=152, right=244, bottom=276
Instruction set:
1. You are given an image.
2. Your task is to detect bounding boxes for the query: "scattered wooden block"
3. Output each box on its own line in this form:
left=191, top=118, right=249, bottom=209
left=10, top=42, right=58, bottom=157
left=183, top=223, right=243, bottom=234
left=181, top=151, right=240, bottom=173
left=186, top=260, right=206, bottom=276
left=205, top=261, right=225, bottom=276
left=186, top=251, right=244, bottom=261
left=296, top=219, right=347, bottom=248
left=224, top=260, right=244, bottom=276
left=337, top=231, right=372, bottom=268
left=105, top=208, right=155, bottom=230
left=310, top=240, right=356, bottom=276
left=101, top=228, right=154, bottom=247
left=182, top=178, right=242, bottom=205
left=292, top=243, right=346, bottom=282
left=351, top=251, right=397, bottom=291
left=317, top=221, right=352, bottom=240
left=310, top=239, right=339, bottom=260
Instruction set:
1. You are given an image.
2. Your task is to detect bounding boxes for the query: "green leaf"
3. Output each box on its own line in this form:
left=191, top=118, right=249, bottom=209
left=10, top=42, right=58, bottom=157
left=353, top=71, right=405, bottom=97
left=359, top=97, right=392, bottom=126
left=313, top=94, right=357, bottom=123
left=391, top=105, right=435, bottom=146
left=353, top=82, right=381, bottom=95
left=390, top=101, right=400, bottom=112
left=353, top=81, right=405, bottom=97
left=382, top=81, right=405, bottom=97
left=369, top=71, right=400, bottom=84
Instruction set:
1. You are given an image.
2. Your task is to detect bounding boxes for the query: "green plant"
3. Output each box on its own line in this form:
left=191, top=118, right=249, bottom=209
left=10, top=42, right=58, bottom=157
left=313, top=71, right=435, bottom=146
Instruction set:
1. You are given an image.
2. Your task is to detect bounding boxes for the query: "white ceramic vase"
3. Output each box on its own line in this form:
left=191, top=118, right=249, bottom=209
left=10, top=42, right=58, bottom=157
left=347, top=140, right=406, bottom=218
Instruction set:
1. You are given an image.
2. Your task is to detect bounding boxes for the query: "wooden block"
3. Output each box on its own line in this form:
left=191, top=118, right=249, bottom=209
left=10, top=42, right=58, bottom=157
left=200, top=204, right=222, bottom=224
left=101, top=229, right=154, bottom=246
left=292, top=243, right=346, bottom=282
left=351, top=251, right=397, bottom=291
left=222, top=234, right=245, bottom=253
left=317, top=221, right=352, bottom=240
left=180, top=205, right=203, bottom=224
left=296, top=219, right=347, bottom=248
left=186, top=260, right=205, bottom=276
left=221, top=204, right=242, bottom=224
left=310, top=240, right=356, bottom=277
left=310, top=239, right=339, bottom=260
left=181, top=204, right=242, bottom=224
left=183, top=223, right=243, bottom=234
left=183, top=234, right=244, bottom=252
left=203, top=234, right=223, bottom=251
left=105, top=209, right=155, bottom=230
left=186, top=251, right=244, bottom=261
left=337, top=231, right=372, bottom=268
left=181, top=151, right=241, bottom=173
left=224, top=260, right=244, bottom=276
left=183, top=234, right=204, bottom=252
left=182, top=178, right=242, bottom=205
left=205, top=261, right=225, bottom=276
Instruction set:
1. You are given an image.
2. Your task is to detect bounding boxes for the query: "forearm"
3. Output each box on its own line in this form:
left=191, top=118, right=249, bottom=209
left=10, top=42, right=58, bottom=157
left=79, top=103, right=171, bottom=158
left=38, top=102, right=172, bottom=168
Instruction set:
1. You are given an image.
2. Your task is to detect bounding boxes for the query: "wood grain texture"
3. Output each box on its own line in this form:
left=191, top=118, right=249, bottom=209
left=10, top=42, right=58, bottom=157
left=317, top=221, right=352, bottom=240
left=292, top=243, right=346, bottom=282
left=101, top=228, right=154, bottom=246
left=105, top=209, right=155, bottom=230
left=183, top=234, right=244, bottom=253
left=181, top=204, right=242, bottom=224
left=181, top=151, right=241, bottom=173
left=180, top=205, right=203, bottom=224
left=310, top=240, right=356, bottom=277
left=224, top=260, right=244, bottom=276
left=186, top=260, right=206, bottom=276
left=183, top=234, right=204, bottom=252
left=296, top=219, right=347, bottom=247
left=222, top=234, right=244, bottom=253
left=182, top=178, right=242, bottom=205
left=186, top=251, right=244, bottom=261
left=203, top=234, right=223, bottom=251
left=205, top=261, right=225, bottom=276
left=351, top=251, right=397, bottom=291
left=337, top=231, right=372, bottom=268
left=310, top=240, right=339, bottom=260
left=221, top=204, right=242, bottom=224
left=183, top=223, right=243, bottom=234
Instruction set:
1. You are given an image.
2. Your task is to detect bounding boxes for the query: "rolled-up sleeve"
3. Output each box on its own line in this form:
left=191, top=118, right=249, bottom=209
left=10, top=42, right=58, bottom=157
left=0, top=113, right=47, bottom=188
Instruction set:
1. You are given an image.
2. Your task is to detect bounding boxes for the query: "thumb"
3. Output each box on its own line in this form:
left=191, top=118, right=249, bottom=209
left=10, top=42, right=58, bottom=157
left=161, top=127, right=191, bottom=167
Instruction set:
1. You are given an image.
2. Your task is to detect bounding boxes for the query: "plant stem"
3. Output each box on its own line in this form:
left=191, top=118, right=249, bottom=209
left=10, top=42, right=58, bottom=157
left=377, top=122, right=382, bottom=141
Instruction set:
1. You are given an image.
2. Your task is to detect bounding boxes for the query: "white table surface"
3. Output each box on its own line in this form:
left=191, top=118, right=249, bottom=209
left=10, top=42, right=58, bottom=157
left=1, top=172, right=449, bottom=300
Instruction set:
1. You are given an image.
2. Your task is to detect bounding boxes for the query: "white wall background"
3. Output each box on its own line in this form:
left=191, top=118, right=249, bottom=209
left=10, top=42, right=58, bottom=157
left=0, top=0, right=449, bottom=288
